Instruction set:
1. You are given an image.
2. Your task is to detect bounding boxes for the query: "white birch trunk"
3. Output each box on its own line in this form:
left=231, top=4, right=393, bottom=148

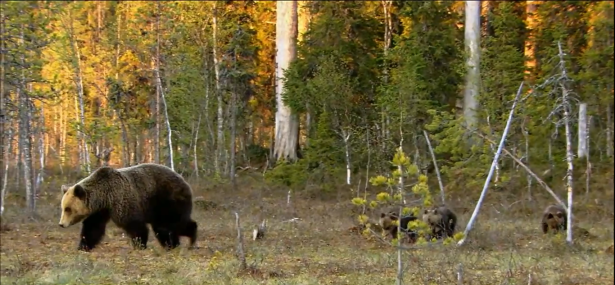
left=19, top=24, right=35, bottom=215
left=607, top=104, right=613, bottom=157
left=229, top=92, right=237, bottom=186
left=193, top=112, right=201, bottom=178
left=557, top=41, right=575, bottom=244
left=66, top=9, right=90, bottom=173
left=36, top=106, right=45, bottom=191
left=274, top=0, right=299, bottom=162
left=212, top=4, right=225, bottom=175
left=0, top=123, right=12, bottom=217
left=585, top=115, right=591, bottom=196
left=154, top=3, right=161, bottom=164
left=0, top=0, right=5, bottom=216
left=341, top=130, right=351, bottom=185
left=155, top=74, right=174, bottom=171
left=154, top=4, right=174, bottom=171
left=458, top=82, right=524, bottom=246
left=578, top=103, right=587, bottom=158
left=463, top=1, right=481, bottom=129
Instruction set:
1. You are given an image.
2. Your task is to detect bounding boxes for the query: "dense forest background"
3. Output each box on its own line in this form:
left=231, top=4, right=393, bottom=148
left=0, top=1, right=613, bottom=216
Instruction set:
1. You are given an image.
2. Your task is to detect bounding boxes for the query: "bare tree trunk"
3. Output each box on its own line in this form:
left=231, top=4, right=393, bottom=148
left=114, top=4, right=129, bottom=167
left=212, top=3, right=225, bottom=176
left=578, top=103, right=588, bottom=158
left=36, top=106, right=45, bottom=193
left=381, top=0, right=392, bottom=151
left=229, top=90, right=237, bottom=188
left=463, top=0, right=481, bottom=130
left=66, top=8, right=90, bottom=173
left=274, top=0, right=299, bottom=162
left=364, top=122, right=371, bottom=192
left=158, top=83, right=174, bottom=170
left=557, top=41, right=574, bottom=245
left=0, top=126, right=11, bottom=217
left=0, top=0, right=5, bottom=216
left=193, top=112, right=201, bottom=178
left=423, top=130, right=446, bottom=205
left=59, top=96, right=67, bottom=172
left=19, top=24, right=35, bottom=216
left=201, top=40, right=214, bottom=175
left=607, top=104, right=613, bottom=157
left=341, top=130, right=351, bottom=185
left=154, top=2, right=161, bottom=164
left=458, top=82, right=524, bottom=246
left=585, top=115, right=591, bottom=197
left=522, top=118, right=532, bottom=200
left=154, top=2, right=174, bottom=171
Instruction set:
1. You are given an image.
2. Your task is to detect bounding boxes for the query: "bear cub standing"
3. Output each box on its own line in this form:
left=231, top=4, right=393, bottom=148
left=59, top=163, right=198, bottom=252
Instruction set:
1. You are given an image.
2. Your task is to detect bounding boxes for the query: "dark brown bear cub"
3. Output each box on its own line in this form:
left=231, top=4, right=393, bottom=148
left=422, top=205, right=457, bottom=239
left=541, top=204, right=567, bottom=234
left=59, top=163, right=198, bottom=252
left=379, top=211, right=418, bottom=243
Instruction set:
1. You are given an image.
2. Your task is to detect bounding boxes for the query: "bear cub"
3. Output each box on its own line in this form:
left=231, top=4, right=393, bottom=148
left=379, top=210, right=418, bottom=243
left=422, top=205, right=457, bottom=240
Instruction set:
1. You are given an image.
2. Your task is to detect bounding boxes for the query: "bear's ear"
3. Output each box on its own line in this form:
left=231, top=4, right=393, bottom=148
left=61, top=184, right=71, bottom=194
left=556, top=211, right=564, bottom=218
left=423, top=209, right=429, bottom=214
left=433, top=209, right=439, bottom=214
left=380, top=213, right=386, bottom=218
left=73, top=185, right=87, bottom=199
left=547, top=213, right=554, bottom=219
left=94, top=166, right=115, bottom=180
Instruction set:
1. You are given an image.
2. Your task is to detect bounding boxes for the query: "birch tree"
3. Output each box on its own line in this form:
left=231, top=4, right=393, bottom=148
left=0, top=0, right=5, bottom=216
left=212, top=3, right=225, bottom=176
left=463, top=0, right=481, bottom=130
left=18, top=23, right=35, bottom=216
left=63, top=4, right=91, bottom=173
left=274, top=0, right=299, bottom=162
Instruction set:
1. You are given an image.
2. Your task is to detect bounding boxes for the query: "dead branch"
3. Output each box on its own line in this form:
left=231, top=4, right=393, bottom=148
left=423, top=130, right=446, bottom=205
left=469, top=130, right=570, bottom=214
left=458, top=82, right=524, bottom=246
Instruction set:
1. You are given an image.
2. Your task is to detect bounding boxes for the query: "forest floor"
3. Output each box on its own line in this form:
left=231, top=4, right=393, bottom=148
left=1, top=173, right=614, bottom=285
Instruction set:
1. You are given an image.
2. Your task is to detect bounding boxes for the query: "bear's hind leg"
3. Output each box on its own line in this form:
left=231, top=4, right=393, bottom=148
left=78, top=210, right=111, bottom=251
left=178, top=220, right=198, bottom=248
left=124, top=221, right=149, bottom=250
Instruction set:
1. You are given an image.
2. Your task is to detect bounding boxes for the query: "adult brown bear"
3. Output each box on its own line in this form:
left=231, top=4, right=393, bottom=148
left=59, top=163, right=198, bottom=252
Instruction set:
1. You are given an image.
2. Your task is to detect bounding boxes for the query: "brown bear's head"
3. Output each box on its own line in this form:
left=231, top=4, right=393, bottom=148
left=545, top=209, right=566, bottom=230
left=422, top=208, right=441, bottom=227
left=379, top=212, right=399, bottom=230
left=59, top=184, right=91, bottom=228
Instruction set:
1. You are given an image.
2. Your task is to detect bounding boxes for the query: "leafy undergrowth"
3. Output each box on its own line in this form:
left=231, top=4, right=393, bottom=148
left=1, top=180, right=614, bottom=285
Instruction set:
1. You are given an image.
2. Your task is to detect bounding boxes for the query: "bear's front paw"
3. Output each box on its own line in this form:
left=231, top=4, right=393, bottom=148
left=78, top=240, right=94, bottom=252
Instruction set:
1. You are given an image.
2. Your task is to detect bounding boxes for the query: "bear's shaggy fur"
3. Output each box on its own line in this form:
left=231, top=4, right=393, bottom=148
left=59, top=163, right=198, bottom=252
left=422, top=205, right=457, bottom=239
left=379, top=211, right=418, bottom=243
left=541, top=204, right=567, bottom=234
